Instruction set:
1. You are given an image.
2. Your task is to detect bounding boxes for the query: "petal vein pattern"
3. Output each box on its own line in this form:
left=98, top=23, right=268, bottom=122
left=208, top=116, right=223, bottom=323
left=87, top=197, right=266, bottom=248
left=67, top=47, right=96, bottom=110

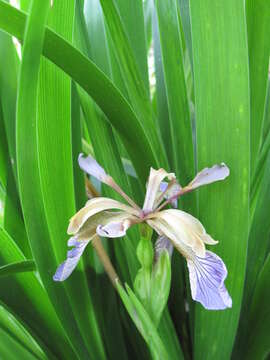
left=187, top=250, right=232, bottom=310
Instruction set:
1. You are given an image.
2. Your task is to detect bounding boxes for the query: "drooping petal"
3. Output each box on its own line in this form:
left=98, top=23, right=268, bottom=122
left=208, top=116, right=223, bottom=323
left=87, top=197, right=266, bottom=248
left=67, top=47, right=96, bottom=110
left=159, top=182, right=181, bottom=208
left=68, top=197, right=139, bottom=235
left=53, top=236, right=93, bottom=282
left=161, top=209, right=218, bottom=245
left=186, top=163, right=229, bottom=191
left=187, top=250, right=232, bottom=310
left=147, top=209, right=210, bottom=257
left=154, top=235, right=173, bottom=261
left=143, top=168, right=175, bottom=213
left=97, top=214, right=137, bottom=238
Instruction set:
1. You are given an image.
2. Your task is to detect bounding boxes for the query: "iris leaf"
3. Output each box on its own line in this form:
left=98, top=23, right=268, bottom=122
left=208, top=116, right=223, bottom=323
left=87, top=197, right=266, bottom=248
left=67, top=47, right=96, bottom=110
left=189, top=1, right=250, bottom=358
left=246, top=0, right=270, bottom=173
left=0, top=226, right=76, bottom=359
left=0, top=0, right=157, bottom=182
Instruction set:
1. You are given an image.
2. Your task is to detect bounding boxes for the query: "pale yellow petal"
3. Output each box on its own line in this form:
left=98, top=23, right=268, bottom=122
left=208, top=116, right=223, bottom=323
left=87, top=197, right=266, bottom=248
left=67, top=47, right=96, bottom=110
left=77, top=211, right=138, bottom=239
left=158, top=209, right=218, bottom=245
left=201, top=234, right=218, bottom=245
left=143, top=168, right=175, bottom=213
left=147, top=209, right=208, bottom=257
left=68, top=197, right=140, bottom=235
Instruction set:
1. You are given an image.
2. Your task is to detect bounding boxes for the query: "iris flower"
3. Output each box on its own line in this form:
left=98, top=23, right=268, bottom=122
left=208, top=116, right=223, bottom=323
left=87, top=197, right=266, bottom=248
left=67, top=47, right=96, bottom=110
left=54, top=154, right=232, bottom=310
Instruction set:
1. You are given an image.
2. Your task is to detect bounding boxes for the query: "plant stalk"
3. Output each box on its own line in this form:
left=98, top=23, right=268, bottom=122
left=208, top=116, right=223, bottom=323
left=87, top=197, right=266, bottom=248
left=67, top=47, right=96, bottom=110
left=91, top=235, right=120, bottom=287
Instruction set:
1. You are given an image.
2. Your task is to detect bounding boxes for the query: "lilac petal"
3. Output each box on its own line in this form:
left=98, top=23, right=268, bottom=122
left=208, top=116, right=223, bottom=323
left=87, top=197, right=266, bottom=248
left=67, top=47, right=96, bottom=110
left=78, top=153, right=107, bottom=182
left=159, top=182, right=181, bottom=209
left=159, top=182, right=168, bottom=193
left=188, top=163, right=229, bottom=190
left=53, top=238, right=90, bottom=282
left=155, top=235, right=173, bottom=261
left=96, top=218, right=132, bottom=238
left=67, top=236, right=78, bottom=246
left=187, top=250, right=232, bottom=310
left=78, top=154, right=141, bottom=211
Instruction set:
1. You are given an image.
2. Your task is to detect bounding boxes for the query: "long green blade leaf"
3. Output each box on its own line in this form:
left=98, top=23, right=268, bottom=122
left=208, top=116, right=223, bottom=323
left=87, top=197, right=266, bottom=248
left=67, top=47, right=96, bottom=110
left=0, top=227, right=76, bottom=359
left=100, top=0, right=168, bottom=169
left=113, top=0, right=149, bottom=91
left=15, top=1, right=94, bottom=358
left=245, top=254, right=270, bottom=359
left=189, top=1, right=250, bottom=358
left=154, top=0, right=195, bottom=209
left=36, top=1, right=105, bottom=358
left=0, top=260, right=35, bottom=276
left=0, top=0, right=156, bottom=182
left=0, top=306, right=46, bottom=360
left=247, top=0, right=270, bottom=173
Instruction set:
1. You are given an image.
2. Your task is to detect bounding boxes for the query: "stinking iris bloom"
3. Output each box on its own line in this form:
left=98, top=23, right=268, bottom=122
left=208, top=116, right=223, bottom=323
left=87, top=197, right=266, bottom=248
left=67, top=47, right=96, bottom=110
left=53, top=154, right=232, bottom=310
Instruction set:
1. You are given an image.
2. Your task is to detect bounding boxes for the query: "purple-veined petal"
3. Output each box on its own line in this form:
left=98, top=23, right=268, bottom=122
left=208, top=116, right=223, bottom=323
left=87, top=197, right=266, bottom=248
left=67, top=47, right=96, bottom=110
left=187, top=250, right=232, bottom=310
left=187, top=163, right=229, bottom=191
left=143, top=168, right=175, bottom=213
left=96, top=215, right=137, bottom=238
left=78, top=153, right=107, bottom=182
left=53, top=237, right=91, bottom=282
left=154, top=235, right=173, bottom=261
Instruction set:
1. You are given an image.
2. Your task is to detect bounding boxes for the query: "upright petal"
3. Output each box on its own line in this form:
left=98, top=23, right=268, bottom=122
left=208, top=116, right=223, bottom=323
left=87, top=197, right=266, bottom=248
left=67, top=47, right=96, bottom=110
left=68, top=197, right=139, bottom=235
left=53, top=236, right=92, bottom=281
left=143, top=168, right=175, bottom=213
left=187, top=250, right=232, bottom=310
left=187, top=163, right=229, bottom=191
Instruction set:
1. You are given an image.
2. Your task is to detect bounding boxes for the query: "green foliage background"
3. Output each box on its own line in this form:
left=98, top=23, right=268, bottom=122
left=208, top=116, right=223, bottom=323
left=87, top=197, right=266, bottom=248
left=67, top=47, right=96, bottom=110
left=0, top=0, right=269, bottom=359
